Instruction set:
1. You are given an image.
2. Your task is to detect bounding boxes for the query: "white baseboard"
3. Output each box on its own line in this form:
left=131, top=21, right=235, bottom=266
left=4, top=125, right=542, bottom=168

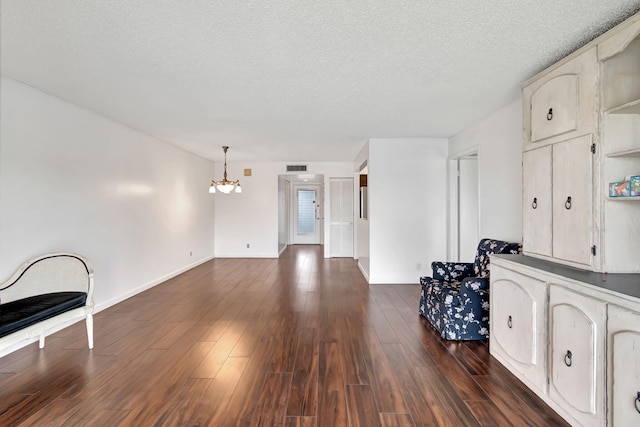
left=357, top=261, right=370, bottom=283
left=94, top=255, right=215, bottom=313
left=278, top=245, right=288, bottom=256
left=214, top=252, right=277, bottom=258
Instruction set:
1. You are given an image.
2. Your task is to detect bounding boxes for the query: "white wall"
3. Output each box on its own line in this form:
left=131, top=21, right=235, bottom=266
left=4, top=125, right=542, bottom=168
left=0, top=77, right=216, bottom=310
left=367, top=138, right=448, bottom=284
left=214, top=161, right=353, bottom=258
left=449, top=99, right=523, bottom=243
left=277, top=175, right=287, bottom=254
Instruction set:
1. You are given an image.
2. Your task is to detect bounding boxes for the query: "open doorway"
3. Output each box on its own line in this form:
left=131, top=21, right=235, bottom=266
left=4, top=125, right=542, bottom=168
left=448, top=150, right=479, bottom=262
left=278, top=174, right=325, bottom=250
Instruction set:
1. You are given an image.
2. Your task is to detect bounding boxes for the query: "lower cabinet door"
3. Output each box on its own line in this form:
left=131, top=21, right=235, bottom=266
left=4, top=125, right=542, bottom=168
left=608, top=304, right=640, bottom=427
left=549, top=285, right=605, bottom=426
left=490, top=265, right=547, bottom=391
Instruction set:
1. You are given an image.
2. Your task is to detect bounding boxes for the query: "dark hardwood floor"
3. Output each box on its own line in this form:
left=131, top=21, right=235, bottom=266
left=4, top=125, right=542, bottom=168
left=0, top=245, right=569, bottom=426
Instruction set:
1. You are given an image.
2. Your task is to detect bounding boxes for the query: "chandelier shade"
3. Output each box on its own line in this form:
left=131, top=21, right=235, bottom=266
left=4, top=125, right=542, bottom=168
left=209, top=146, right=241, bottom=194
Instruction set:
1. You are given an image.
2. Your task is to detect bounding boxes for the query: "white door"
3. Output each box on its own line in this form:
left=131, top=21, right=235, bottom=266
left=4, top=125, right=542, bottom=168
left=458, top=157, right=479, bottom=262
left=293, top=186, right=321, bottom=244
left=330, top=178, right=354, bottom=257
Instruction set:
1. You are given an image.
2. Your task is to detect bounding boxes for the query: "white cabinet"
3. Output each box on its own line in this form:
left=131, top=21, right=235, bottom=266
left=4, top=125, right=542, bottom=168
left=548, top=285, right=606, bottom=426
left=522, top=12, right=640, bottom=273
left=607, top=304, right=640, bottom=427
left=522, top=146, right=552, bottom=257
left=523, top=48, right=597, bottom=147
left=522, top=135, right=593, bottom=267
left=490, top=264, right=547, bottom=392
left=551, top=135, right=593, bottom=266
left=506, top=13, right=640, bottom=425
left=490, top=255, right=640, bottom=427
left=530, top=74, right=579, bottom=142
left=522, top=47, right=597, bottom=270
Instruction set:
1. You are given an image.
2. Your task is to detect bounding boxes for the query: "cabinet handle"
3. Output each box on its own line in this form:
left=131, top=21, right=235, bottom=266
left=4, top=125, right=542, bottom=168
left=532, top=197, right=537, bottom=209
left=565, top=196, right=572, bottom=210
left=635, top=392, right=640, bottom=414
left=507, top=315, right=513, bottom=328
left=564, top=350, right=573, bottom=367
left=547, top=108, right=553, bottom=120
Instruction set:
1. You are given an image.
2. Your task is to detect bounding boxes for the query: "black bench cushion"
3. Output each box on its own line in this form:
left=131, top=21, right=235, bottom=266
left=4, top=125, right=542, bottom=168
left=0, top=292, right=87, bottom=338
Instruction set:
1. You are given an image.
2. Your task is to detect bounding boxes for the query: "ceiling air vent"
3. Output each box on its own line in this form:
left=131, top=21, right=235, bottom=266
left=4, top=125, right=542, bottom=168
left=286, top=165, right=307, bottom=172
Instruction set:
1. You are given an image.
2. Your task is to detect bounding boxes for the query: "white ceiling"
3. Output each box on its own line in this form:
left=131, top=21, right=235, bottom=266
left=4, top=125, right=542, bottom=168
left=2, top=1, right=639, bottom=162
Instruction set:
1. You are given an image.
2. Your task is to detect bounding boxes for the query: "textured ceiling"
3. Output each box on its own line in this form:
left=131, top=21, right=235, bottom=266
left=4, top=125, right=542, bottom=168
left=2, top=1, right=640, bottom=162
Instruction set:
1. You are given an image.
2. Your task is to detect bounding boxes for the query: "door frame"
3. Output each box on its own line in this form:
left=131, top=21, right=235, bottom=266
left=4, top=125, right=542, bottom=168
left=291, top=183, right=323, bottom=245
left=448, top=146, right=480, bottom=262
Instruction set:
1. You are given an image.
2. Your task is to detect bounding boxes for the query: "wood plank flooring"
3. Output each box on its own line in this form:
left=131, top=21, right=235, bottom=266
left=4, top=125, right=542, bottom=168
left=0, top=245, right=570, bottom=426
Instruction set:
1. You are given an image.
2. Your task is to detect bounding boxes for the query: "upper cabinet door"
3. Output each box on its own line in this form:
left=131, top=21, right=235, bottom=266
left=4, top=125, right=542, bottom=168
left=523, top=48, right=597, bottom=149
left=522, top=146, right=552, bottom=257
left=530, top=74, right=579, bottom=142
left=552, top=135, right=593, bottom=266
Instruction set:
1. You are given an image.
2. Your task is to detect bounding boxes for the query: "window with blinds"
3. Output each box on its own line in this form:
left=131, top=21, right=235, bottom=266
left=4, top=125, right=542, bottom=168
left=297, top=189, right=316, bottom=235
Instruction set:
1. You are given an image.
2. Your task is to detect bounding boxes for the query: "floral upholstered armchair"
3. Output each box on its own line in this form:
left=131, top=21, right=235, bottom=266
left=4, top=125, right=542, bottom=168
left=418, top=238, right=522, bottom=340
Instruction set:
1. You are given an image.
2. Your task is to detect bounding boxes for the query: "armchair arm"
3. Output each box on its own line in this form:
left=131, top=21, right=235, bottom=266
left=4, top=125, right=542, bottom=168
left=460, top=277, right=491, bottom=317
left=431, top=262, right=473, bottom=281
left=459, top=277, right=491, bottom=311
left=461, top=276, right=490, bottom=292
left=458, top=277, right=492, bottom=339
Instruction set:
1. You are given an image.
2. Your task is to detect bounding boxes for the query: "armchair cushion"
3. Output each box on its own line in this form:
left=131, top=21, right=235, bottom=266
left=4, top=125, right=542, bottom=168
left=419, top=238, right=522, bottom=340
left=431, top=262, right=473, bottom=281
left=473, top=238, right=522, bottom=278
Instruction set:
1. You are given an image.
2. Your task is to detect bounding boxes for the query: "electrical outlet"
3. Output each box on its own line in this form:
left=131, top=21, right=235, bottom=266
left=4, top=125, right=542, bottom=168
left=189, top=251, right=192, bottom=256
left=246, top=243, right=250, bottom=248
left=416, top=262, right=422, bottom=270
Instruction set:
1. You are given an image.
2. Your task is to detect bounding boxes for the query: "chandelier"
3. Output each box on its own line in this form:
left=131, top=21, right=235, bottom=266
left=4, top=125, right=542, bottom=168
left=209, top=146, right=241, bottom=194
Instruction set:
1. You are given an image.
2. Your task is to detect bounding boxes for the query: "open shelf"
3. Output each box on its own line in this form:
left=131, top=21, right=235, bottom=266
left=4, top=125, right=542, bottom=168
left=606, top=196, right=640, bottom=201
left=605, top=98, right=640, bottom=114
left=607, top=147, right=640, bottom=157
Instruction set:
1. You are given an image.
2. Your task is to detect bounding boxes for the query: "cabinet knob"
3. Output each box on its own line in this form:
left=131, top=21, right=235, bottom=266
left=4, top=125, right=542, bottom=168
left=532, top=197, right=537, bottom=209
left=636, top=392, right=640, bottom=414
left=564, top=350, right=573, bottom=367
left=547, top=108, right=553, bottom=121
left=565, top=196, right=572, bottom=210
left=507, top=315, right=513, bottom=328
